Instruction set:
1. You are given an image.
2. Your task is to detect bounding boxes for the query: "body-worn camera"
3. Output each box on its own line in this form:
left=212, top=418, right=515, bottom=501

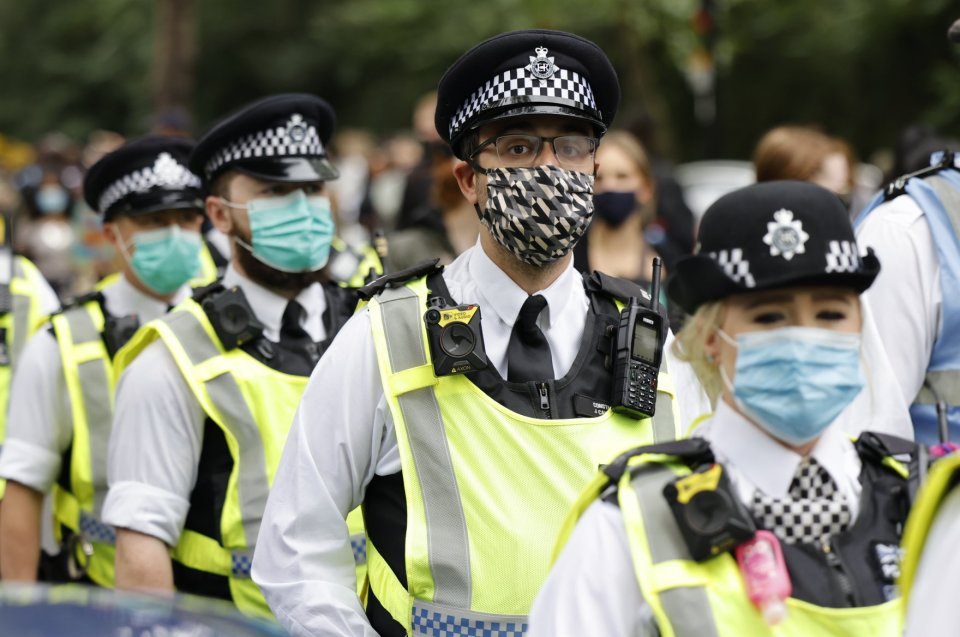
left=663, top=462, right=756, bottom=561
left=102, top=314, right=141, bottom=358
left=202, top=286, right=264, bottom=351
left=425, top=303, right=488, bottom=376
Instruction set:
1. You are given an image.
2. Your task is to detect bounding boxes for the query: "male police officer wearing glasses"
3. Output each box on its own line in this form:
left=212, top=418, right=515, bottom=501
left=253, top=29, right=679, bottom=636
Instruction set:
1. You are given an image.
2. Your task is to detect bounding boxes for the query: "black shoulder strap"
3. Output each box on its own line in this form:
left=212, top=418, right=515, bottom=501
left=855, top=430, right=924, bottom=505
left=602, top=438, right=715, bottom=485
left=321, top=282, right=361, bottom=337
left=884, top=150, right=957, bottom=200
left=583, top=271, right=652, bottom=306
left=358, top=258, right=443, bottom=301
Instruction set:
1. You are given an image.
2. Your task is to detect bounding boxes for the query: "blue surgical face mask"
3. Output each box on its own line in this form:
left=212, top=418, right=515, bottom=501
left=593, top=191, right=637, bottom=227
left=121, top=225, right=202, bottom=295
left=35, top=185, right=70, bottom=214
left=222, top=190, right=335, bottom=273
left=719, top=326, right=865, bottom=446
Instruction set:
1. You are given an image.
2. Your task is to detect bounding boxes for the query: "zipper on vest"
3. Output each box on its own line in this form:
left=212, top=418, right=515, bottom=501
left=823, top=538, right=857, bottom=606
left=538, top=382, right=550, bottom=412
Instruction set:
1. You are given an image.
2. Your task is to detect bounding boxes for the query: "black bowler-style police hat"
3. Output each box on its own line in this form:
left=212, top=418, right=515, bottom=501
left=189, top=93, right=339, bottom=185
left=435, top=29, right=620, bottom=158
left=83, top=135, right=204, bottom=222
left=667, top=180, right=881, bottom=314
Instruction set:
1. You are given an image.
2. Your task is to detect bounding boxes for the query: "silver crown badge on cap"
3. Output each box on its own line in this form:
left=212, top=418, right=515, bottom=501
left=527, top=46, right=557, bottom=80
left=763, top=208, right=810, bottom=261
left=285, top=113, right=308, bottom=144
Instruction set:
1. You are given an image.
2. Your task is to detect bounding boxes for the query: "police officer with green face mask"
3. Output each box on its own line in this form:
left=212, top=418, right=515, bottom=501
left=0, top=135, right=205, bottom=586
left=101, top=94, right=366, bottom=619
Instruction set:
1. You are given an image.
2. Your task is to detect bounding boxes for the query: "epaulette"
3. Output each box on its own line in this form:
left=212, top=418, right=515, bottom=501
left=191, top=280, right=225, bottom=304
left=583, top=271, right=652, bottom=306
left=884, top=150, right=957, bottom=201
left=602, top=438, right=714, bottom=486
left=50, top=290, right=105, bottom=318
left=358, top=258, right=443, bottom=300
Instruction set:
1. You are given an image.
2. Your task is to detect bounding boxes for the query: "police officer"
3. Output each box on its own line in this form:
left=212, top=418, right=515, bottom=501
left=0, top=136, right=205, bottom=585
left=253, top=29, right=680, bottom=636
left=529, top=181, right=921, bottom=636
left=101, top=94, right=364, bottom=618
left=854, top=21, right=960, bottom=446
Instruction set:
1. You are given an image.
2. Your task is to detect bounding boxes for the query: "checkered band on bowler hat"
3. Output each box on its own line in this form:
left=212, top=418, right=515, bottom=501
left=435, top=29, right=620, bottom=158
left=83, top=135, right=203, bottom=221
left=666, top=180, right=881, bottom=314
left=189, top=93, right=339, bottom=185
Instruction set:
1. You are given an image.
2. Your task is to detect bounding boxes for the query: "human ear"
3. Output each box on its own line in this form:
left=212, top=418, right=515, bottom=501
left=452, top=160, right=480, bottom=205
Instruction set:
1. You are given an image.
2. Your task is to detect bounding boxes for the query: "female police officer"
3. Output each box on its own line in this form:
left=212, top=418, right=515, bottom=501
left=528, top=180, right=921, bottom=636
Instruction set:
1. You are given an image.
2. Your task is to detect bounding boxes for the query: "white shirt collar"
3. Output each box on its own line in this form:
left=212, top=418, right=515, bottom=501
left=101, top=274, right=191, bottom=323
left=700, top=401, right=857, bottom=500
left=221, top=265, right=327, bottom=342
left=468, top=240, right=579, bottom=329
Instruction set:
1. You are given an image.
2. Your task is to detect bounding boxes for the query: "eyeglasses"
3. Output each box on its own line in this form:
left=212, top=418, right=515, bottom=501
left=469, top=134, right=598, bottom=171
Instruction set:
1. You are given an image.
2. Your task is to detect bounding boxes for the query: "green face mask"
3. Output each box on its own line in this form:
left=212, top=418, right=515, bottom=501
left=122, top=225, right=202, bottom=295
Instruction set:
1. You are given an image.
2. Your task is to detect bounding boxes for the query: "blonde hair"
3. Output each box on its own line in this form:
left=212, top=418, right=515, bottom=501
left=671, top=301, right=726, bottom=406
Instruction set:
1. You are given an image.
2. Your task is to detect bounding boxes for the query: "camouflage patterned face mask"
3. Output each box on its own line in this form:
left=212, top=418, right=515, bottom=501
left=480, top=165, right=595, bottom=266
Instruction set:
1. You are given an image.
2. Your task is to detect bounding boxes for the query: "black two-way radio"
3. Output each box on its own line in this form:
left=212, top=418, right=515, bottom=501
left=611, top=257, right=666, bottom=419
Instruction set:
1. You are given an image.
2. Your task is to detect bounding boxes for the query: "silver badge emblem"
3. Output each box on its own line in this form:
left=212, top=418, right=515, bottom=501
left=151, top=153, right=185, bottom=188
left=285, top=113, right=308, bottom=144
left=763, top=208, right=810, bottom=261
left=527, top=46, right=557, bottom=80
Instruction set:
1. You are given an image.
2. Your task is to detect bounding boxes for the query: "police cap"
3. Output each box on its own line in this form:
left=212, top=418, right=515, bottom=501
left=189, top=93, right=339, bottom=186
left=435, top=29, right=620, bottom=158
left=83, top=135, right=203, bottom=222
left=667, top=180, right=881, bottom=314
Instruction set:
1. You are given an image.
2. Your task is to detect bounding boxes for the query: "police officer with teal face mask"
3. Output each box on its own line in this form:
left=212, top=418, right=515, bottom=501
left=101, top=94, right=365, bottom=617
left=0, top=135, right=205, bottom=585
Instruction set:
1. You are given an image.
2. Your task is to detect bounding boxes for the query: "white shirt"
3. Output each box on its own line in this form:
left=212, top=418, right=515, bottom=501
left=527, top=402, right=863, bottom=637
left=251, top=243, right=595, bottom=637
left=101, top=266, right=328, bottom=546
left=856, top=195, right=940, bottom=409
left=0, top=274, right=189, bottom=492
left=904, top=485, right=960, bottom=637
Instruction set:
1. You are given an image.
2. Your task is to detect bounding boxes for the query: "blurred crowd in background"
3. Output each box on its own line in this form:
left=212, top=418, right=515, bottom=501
left=4, top=90, right=960, bottom=304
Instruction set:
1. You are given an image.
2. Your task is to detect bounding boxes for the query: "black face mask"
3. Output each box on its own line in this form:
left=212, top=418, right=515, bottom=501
left=593, top=191, right=637, bottom=227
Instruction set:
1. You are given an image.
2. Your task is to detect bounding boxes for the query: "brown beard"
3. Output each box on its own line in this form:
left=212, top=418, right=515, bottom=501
left=232, top=231, right=329, bottom=292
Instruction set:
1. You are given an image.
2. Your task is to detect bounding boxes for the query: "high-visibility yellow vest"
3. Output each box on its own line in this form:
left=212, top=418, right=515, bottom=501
left=364, top=276, right=679, bottom=634
left=48, top=297, right=118, bottom=587
left=558, top=442, right=904, bottom=637
left=114, top=297, right=366, bottom=619
left=899, top=451, right=960, bottom=618
left=330, top=236, right=383, bottom=288
left=0, top=256, right=57, bottom=499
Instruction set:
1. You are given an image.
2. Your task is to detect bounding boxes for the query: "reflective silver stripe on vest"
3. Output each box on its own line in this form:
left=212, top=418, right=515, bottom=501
left=63, top=305, right=113, bottom=518
left=630, top=465, right=720, bottom=637
left=376, top=286, right=473, bottom=609
left=9, top=260, right=29, bottom=371
left=411, top=599, right=527, bottom=637
left=653, top=356, right=676, bottom=443
left=161, top=310, right=268, bottom=551
left=915, top=174, right=960, bottom=406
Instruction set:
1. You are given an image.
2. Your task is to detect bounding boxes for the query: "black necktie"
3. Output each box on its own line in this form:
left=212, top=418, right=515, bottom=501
left=279, top=300, right=320, bottom=375
left=507, top=294, right=554, bottom=383
left=751, top=456, right=852, bottom=546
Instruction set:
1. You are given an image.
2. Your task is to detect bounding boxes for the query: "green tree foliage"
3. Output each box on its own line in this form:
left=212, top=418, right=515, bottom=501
left=1, top=0, right=958, bottom=163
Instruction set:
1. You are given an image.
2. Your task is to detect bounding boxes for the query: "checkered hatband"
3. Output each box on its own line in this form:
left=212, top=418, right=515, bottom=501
left=824, top=240, right=863, bottom=274
left=481, top=165, right=594, bottom=267
left=203, top=116, right=325, bottom=179
left=97, top=152, right=201, bottom=214
left=449, top=66, right=598, bottom=140
left=751, top=456, right=852, bottom=546
left=709, top=249, right=757, bottom=288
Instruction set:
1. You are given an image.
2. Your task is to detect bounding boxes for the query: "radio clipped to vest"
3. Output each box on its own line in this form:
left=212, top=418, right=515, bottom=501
left=663, top=462, right=757, bottom=562
left=199, top=284, right=264, bottom=351
left=611, top=257, right=666, bottom=419
left=425, top=297, right=488, bottom=376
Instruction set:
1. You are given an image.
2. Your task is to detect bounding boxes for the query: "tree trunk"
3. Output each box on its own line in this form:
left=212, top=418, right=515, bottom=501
left=151, top=0, right=197, bottom=133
